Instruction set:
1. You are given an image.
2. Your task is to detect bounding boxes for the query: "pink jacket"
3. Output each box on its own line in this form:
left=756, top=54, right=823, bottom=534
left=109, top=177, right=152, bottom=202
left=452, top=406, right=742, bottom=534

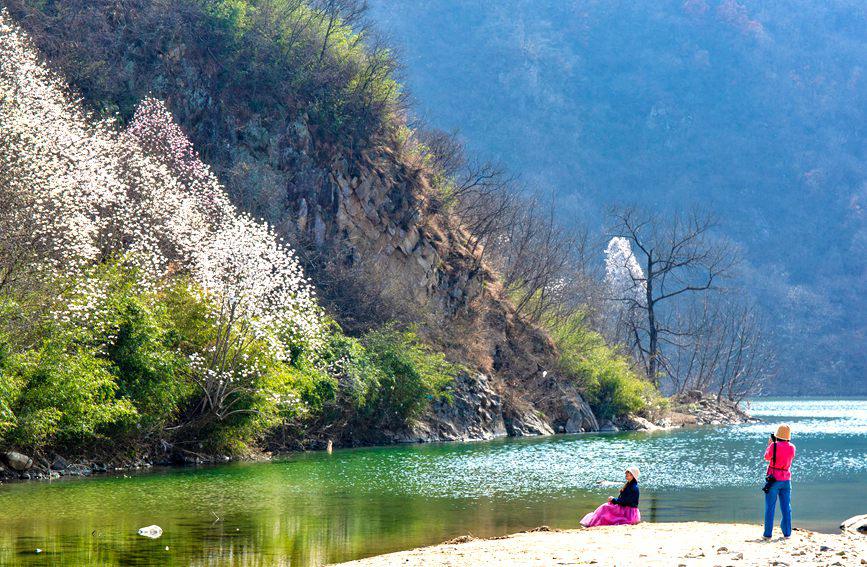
left=764, top=440, right=796, bottom=481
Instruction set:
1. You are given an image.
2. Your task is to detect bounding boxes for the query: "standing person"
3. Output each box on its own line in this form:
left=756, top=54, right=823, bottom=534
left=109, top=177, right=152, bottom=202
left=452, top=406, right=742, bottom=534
left=580, top=467, right=641, bottom=527
left=762, top=424, right=796, bottom=539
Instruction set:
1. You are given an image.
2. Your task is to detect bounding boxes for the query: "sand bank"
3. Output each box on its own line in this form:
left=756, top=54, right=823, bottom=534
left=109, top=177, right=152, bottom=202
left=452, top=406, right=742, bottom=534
left=334, top=522, right=866, bottom=566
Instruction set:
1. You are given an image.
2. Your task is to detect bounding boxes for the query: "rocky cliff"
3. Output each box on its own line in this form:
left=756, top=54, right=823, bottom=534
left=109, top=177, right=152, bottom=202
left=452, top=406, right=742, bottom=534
left=280, top=119, right=599, bottom=440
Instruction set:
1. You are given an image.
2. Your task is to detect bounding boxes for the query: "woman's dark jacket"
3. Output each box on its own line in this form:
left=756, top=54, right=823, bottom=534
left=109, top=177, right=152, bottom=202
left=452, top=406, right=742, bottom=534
left=612, top=480, right=639, bottom=508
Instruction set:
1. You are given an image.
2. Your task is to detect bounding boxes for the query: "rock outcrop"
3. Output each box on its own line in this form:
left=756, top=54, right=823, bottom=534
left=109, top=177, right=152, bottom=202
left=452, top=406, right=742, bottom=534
left=279, top=120, right=601, bottom=441
left=616, top=415, right=659, bottom=432
left=671, top=390, right=756, bottom=425
left=404, top=374, right=507, bottom=442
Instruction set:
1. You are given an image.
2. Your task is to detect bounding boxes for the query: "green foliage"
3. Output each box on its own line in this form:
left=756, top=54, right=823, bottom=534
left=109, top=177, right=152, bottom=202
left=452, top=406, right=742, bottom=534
left=206, top=0, right=252, bottom=35
left=270, top=322, right=458, bottom=444
left=4, top=341, right=138, bottom=450
left=0, top=337, right=19, bottom=439
left=199, top=0, right=402, bottom=142
left=104, top=271, right=191, bottom=431
left=551, top=312, right=659, bottom=420
left=360, top=326, right=456, bottom=427
left=0, top=252, right=458, bottom=456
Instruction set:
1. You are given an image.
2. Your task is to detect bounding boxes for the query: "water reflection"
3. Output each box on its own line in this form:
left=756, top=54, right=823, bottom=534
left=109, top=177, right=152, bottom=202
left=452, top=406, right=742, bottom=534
left=0, top=399, right=864, bottom=565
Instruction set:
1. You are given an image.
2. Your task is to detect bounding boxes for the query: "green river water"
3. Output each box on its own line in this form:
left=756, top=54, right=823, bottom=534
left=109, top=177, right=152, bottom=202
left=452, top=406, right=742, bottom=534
left=1, top=398, right=865, bottom=566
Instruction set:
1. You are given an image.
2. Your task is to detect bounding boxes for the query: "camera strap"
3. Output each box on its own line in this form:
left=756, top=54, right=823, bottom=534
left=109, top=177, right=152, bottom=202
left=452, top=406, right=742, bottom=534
left=767, top=441, right=790, bottom=472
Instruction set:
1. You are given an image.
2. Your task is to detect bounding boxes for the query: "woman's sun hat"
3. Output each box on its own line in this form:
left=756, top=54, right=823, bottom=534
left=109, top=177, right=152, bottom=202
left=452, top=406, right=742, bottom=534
left=626, top=466, right=640, bottom=480
left=775, top=424, right=791, bottom=441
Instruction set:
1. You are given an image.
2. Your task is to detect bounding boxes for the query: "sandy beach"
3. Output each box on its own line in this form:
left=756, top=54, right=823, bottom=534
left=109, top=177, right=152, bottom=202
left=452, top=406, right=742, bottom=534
left=333, top=522, right=867, bottom=566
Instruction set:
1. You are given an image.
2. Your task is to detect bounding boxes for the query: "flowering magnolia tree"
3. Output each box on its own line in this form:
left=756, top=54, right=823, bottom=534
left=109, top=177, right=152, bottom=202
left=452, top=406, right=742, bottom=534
left=0, top=12, right=323, bottom=425
left=604, top=237, right=646, bottom=308
left=603, top=236, right=646, bottom=348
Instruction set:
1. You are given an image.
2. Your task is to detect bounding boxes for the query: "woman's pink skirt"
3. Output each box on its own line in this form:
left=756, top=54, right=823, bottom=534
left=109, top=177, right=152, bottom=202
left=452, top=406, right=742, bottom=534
left=580, top=502, right=641, bottom=527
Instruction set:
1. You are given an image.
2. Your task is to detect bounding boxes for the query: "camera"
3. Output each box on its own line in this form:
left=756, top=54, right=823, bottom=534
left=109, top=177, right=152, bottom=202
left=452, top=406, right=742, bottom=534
left=762, top=473, right=776, bottom=493
left=769, top=433, right=777, bottom=442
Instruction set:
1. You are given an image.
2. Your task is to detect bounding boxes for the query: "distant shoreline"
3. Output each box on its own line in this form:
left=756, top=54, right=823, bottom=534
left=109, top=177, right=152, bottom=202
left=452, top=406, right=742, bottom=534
left=331, top=522, right=867, bottom=566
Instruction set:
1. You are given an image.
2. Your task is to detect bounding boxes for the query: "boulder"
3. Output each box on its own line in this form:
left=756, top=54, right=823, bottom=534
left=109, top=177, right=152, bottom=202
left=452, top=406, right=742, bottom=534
left=2, top=451, right=33, bottom=471
left=681, top=389, right=704, bottom=403
left=137, top=525, right=163, bottom=539
left=841, top=514, right=867, bottom=535
left=50, top=455, right=67, bottom=471
left=598, top=420, right=619, bottom=432
left=563, top=397, right=599, bottom=433
left=504, top=407, right=555, bottom=437
left=618, top=414, right=659, bottom=432
left=63, top=464, right=92, bottom=477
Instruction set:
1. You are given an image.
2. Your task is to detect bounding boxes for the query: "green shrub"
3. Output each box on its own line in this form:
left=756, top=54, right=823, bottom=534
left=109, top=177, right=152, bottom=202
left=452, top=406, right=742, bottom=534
left=200, top=0, right=401, bottom=142
left=551, top=312, right=658, bottom=419
left=97, top=275, right=191, bottom=434
left=318, top=326, right=380, bottom=411
left=4, top=342, right=138, bottom=450
left=0, top=259, right=459, bottom=454
left=0, top=337, right=20, bottom=441
left=360, top=325, right=456, bottom=428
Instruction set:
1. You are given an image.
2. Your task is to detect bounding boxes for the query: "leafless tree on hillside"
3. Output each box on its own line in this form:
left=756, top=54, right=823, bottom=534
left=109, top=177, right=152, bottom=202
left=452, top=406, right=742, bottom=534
left=607, top=206, right=737, bottom=385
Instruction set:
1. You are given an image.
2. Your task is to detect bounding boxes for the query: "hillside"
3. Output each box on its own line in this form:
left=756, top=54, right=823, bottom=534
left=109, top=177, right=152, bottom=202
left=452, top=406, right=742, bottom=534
left=0, top=0, right=621, bottom=464
left=369, top=0, right=867, bottom=395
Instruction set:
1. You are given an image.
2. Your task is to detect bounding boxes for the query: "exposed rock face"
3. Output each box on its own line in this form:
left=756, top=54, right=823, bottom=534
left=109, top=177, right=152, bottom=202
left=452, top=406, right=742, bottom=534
left=503, top=409, right=555, bottom=437
left=50, top=455, right=67, bottom=471
left=279, top=120, right=600, bottom=441
left=617, top=415, right=659, bottom=432
left=406, top=374, right=507, bottom=442
left=548, top=384, right=599, bottom=434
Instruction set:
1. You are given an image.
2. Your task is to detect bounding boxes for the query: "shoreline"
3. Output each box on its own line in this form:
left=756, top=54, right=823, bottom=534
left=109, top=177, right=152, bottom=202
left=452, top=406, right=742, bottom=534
left=1, top=394, right=753, bottom=484
left=0, top=426, right=733, bottom=484
left=331, top=522, right=867, bottom=566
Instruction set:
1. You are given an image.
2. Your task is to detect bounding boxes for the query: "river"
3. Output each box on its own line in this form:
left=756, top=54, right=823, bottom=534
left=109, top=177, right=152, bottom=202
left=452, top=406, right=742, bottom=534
left=1, top=398, right=864, bottom=565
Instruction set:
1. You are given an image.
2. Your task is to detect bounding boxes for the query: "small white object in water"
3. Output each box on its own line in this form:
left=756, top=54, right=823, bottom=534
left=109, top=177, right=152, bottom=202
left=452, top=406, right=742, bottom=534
left=137, top=525, right=163, bottom=539
left=165, top=546, right=169, bottom=551
left=35, top=549, right=42, bottom=554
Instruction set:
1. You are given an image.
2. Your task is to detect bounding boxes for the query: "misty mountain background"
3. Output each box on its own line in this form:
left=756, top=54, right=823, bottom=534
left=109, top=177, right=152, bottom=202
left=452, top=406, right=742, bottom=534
left=369, top=0, right=867, bottom=395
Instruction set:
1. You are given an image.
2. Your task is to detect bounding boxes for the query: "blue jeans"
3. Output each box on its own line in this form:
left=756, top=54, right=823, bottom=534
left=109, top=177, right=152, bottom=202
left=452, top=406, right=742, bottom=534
left=763, top=480, right=792, bottom=538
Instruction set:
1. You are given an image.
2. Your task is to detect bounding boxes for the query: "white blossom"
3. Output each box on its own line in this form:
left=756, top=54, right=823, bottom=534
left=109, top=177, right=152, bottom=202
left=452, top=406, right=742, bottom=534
left=0, top=11, right=324, bottom=366
left=604, top=237, right=646, bottom=307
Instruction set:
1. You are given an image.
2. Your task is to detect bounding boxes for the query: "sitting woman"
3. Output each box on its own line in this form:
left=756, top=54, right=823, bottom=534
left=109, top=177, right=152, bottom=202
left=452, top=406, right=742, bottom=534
left=580, top=467, right=641, bottom=527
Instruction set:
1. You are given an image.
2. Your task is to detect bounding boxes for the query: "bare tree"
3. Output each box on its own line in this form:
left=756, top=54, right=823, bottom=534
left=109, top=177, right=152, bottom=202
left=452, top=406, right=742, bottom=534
left=408, top=127, right=598, bottom=325
left=713, top=300, right=775, bottom=402
left=667, top=296, right=774, bottom=400
left=607, top=206, right=737, bottom=385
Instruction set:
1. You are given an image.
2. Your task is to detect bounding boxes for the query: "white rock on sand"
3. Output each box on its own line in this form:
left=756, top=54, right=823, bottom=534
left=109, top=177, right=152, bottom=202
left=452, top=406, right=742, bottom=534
left=332, top=522, right=867, bottom=567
